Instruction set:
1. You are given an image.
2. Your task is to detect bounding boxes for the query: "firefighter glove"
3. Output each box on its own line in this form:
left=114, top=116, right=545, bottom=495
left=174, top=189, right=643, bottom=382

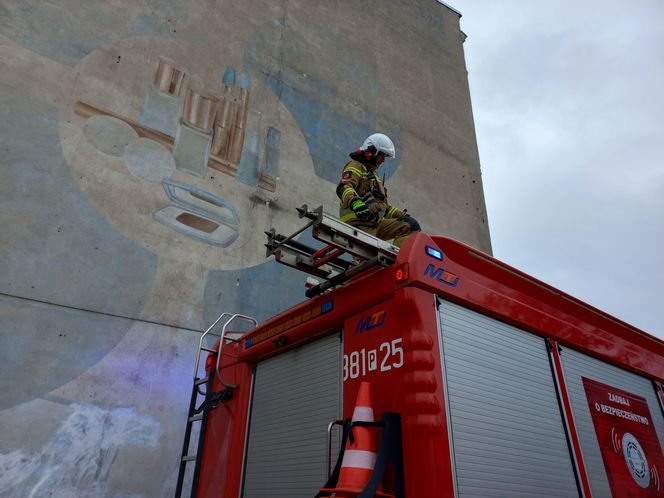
left=351, top=199, right=378, bottom=223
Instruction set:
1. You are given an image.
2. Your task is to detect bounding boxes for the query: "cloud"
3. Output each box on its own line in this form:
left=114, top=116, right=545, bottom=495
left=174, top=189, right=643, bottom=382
left=453, top=0, right=664, bottom=337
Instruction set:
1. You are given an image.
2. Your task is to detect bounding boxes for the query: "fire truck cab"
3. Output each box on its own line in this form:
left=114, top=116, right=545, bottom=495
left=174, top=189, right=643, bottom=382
left=176, top=206, right=664, bottom=498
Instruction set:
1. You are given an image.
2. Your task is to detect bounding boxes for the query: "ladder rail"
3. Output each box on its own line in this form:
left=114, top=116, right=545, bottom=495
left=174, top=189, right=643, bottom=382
left=266, top=205, right=399, bottom=297
left=305, top=254, right=390, bottom=298
left=265, top=206, right=320, bottom=256
left=176, top=311, right=257, bottom=498
left=193, top=312, right=232, bottom=381
left=312, top=212, right=399, bottom=259
left=174, top=374, right=213, bottom=498
left=214, top=313, right=258, bottom=389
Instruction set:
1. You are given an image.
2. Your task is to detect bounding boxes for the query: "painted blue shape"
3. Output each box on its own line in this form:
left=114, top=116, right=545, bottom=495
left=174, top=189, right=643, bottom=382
left=244, top=20, right=402, bottom=184
left=0, top=1, right=187, bottom=67
left=153, top=206, right=239, bottom=247
left=155, top=179, right=241, bottom=247
left=237, top=110, right=276, bottom=188
left=163, top=180, right=240, bottom=225
left=0, top=93, right=158, bottom=408
left=0, top=93, right=157, bottom=316
left=0, top=3, right=116, bottom=66
left=145, top=0, right=188, bottom=23
left=172, top=121, right=214, bottom=178
left=203, top=230, right=326, bottom=325
left=204, top=260, right=308, bottom=326
left=131, top=14, right=178, bottom=37
left=265, top=70, right=402, bottom=183
left=222, top=67, right=236, bottom=86
left=235, top=127, right=261, bottom=187
left=138, top=84, right=182, bottom=136
left=238, top=72, right=251, bottom=91
left=129, top=0, right=189, bottom=38
left=262, top=126, right=281, bottom=180
left=0, top=296, right=135, bottom=410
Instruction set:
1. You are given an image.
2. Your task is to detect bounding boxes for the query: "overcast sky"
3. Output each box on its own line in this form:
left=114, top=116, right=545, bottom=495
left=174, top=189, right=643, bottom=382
left=449, top=0, right=664, bottom=339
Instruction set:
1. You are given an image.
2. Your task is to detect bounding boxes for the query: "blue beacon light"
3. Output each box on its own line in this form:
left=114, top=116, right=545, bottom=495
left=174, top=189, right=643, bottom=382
left=425, top=246, right=443, bottom=260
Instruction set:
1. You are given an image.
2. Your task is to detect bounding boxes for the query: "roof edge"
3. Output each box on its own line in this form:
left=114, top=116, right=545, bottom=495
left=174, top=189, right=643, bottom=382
left=435, top=0, right=462, bottom=18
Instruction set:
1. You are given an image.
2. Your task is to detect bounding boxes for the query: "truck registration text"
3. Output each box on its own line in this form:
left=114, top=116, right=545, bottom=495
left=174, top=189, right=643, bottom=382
left=343, top=338, right=404, bottom=381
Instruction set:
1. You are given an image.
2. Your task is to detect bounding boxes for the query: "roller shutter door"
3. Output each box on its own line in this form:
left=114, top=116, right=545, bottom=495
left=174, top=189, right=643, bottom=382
left=559, top=346, right=664, bottom=496
left=438, top=299, right=579, bottom=498
left=242, top=333, right=341, bottom=498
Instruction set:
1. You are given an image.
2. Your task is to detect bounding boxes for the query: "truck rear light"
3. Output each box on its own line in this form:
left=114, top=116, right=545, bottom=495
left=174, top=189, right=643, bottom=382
left=395, top=263, right=409, bottom=283
left=205, top=353, right=215, bottom=372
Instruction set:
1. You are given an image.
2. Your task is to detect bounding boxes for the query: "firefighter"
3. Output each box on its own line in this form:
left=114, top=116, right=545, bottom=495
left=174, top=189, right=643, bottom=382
left=336, top=133, right=420, bottom=247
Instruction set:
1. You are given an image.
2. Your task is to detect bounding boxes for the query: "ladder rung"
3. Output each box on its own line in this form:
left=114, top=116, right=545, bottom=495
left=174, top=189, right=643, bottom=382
left=182, top=455, right=196, bottom=462
left=201, top=346, right=217, bottom=353
left=188, top=414, right=203, bottom=422
left=194, top=377, right=209, bottom=386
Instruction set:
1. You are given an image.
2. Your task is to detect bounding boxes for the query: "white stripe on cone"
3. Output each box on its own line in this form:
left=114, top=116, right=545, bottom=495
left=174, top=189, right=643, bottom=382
left=341, top=449, right=377, bottom=470
left=353, top=406, right=374, bottom=422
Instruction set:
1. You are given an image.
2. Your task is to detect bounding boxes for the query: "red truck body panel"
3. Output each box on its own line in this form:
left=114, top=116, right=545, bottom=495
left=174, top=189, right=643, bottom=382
left=194, top=231, right=664, bottom=497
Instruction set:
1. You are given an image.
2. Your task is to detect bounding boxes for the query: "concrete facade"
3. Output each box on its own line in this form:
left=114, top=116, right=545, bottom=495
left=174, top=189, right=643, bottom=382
left=0, top=1, right=490, bottom=496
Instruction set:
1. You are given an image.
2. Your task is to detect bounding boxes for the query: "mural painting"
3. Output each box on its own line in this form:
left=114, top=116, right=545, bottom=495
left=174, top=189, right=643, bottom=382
left=0, top=10, right=398, bottom=497
left=0, top=1, right=487, bottom=495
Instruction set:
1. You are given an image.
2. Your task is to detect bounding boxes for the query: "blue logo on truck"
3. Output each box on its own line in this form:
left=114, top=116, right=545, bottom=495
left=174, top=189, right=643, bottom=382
left=424, top=264, right=459, bottom=287
left=355, top=311, right=387, bottom=334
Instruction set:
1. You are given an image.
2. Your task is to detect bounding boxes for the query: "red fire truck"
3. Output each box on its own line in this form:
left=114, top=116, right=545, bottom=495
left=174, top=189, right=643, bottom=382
left=176, top=206, right=664, bottom=498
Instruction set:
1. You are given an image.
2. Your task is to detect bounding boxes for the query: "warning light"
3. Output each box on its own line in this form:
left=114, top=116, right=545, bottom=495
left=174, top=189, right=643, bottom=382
left=244, top=300, right=335, bottom=348
left=425, top=246, right=443, bottom=260
left=205, top=353, right=215, bottom=371
left=395, top=263, right=409, bottom=283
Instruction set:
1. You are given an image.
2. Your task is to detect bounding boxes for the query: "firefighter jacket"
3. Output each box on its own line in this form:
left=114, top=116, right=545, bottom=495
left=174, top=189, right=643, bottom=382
left=337, top=152, right=405, bottom=225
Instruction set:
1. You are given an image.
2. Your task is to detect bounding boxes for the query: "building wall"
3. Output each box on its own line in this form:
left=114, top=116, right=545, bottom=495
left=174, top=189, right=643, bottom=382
left=0, top=1, right=490, bottom=495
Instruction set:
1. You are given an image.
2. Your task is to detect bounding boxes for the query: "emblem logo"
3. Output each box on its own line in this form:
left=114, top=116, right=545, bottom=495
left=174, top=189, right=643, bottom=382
left=355, top=311, right=387, bottom=334
left=622, top=432, right=650, bottom=489
left=424, top=264, right=459, bottom=287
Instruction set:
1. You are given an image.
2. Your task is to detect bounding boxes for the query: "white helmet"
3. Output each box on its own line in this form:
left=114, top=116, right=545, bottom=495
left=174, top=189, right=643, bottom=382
left=361, top=133, right=396, bottom=159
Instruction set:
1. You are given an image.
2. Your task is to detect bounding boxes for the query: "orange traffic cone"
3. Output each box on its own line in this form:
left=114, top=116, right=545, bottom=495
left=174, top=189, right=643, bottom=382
left=319, top=382, right=393, bottom=498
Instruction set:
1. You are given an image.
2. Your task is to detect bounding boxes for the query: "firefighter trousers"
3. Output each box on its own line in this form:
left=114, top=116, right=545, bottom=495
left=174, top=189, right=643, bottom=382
left=356, top=217, right=415, bottom=248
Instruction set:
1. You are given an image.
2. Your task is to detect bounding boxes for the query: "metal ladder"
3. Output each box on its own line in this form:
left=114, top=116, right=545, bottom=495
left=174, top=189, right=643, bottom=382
left=266, top=205, right=400, bottom=297
left=175, top=312, right=257, bottom=498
